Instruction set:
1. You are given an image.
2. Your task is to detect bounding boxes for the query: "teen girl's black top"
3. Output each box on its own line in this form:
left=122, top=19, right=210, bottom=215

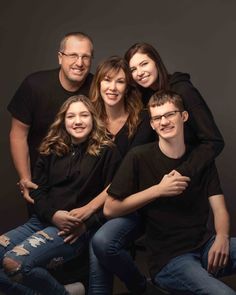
left=30, top=142, right=121, bottom=224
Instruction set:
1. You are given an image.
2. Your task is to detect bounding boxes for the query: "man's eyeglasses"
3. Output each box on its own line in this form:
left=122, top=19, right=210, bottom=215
left=151, top=110, right=182, bottom=123
left=59, top=52, right=92, bottom=63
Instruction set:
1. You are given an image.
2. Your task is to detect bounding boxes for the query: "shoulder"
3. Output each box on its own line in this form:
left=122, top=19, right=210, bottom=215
left=169, top=72, right=191, bottom=89
left=24, top=68, right=59, bottom=86
left=78, top=73, right=94, bottom=95
left=169, top=72, right=206, bottom=108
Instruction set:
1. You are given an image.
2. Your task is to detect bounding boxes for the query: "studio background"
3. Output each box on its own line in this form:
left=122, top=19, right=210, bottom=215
left=1, top=0, right=235, bottom=234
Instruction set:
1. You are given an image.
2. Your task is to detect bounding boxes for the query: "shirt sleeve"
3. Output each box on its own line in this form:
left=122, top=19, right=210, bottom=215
left=7, top=76, right=35, bottom=125
left=171, top=78, right=224, bottom=178
left=129, top=110, right=156, bottom=150
left=30, top=155, right=58, bottom=222
left=107, top=149, right=139, bottom=199
left=101, top=145, right=123, bottom=187
left=206, top=162, right=223, bottom=197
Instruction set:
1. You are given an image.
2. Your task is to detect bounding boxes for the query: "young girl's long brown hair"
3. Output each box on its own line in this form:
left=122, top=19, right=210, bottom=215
left=39, top=95, right=113, bottom=157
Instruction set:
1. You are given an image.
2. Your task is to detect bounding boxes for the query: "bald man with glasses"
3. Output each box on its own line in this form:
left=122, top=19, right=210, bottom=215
left=8, top=31, right=94, bottom=206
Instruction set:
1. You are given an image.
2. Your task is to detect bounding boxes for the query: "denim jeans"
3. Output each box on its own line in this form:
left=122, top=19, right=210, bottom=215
left=0, top=215, right=94, bottom=295
left=154, top=236, right=236, bottom=295
left=89, top=213, right=146, bottom=295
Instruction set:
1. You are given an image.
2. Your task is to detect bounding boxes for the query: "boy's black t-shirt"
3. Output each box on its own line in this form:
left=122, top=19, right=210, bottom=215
left=107, top=142, right=222, bottom=277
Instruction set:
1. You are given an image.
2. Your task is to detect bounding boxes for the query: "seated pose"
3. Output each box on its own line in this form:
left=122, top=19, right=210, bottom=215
left=88, top=56, right=156, bottom=294
left=0, top=95, right=120, bottom=295
left=104, top=91, right=236, bottom=295
left=89, top=45, right=225, bottom=294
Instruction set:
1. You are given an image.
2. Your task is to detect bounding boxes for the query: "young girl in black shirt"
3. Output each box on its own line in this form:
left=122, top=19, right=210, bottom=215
left=0, top=95, right=120, bottom=295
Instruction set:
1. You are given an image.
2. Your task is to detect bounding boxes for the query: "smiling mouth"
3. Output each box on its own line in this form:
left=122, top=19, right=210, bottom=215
left=106, top=93, right=118, bottom=98
left=139, top=75, right=149, bottom=82
left=161, top=126, right=174, bottom=132
left=71, top=68, right=84, bottom=75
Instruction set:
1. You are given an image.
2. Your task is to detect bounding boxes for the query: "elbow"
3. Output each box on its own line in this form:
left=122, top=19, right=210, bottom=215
left=219, top=138, right=225, bottom=153
left=215, top=133, right=225, bottom=155
left=103, top=204, right=115, bottom=219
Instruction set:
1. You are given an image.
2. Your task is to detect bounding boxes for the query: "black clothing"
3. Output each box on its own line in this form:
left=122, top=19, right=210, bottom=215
left=31, top=143, right=121, bottom=224
left=141, top=72, right=224, bottom=178
left=108, top=142, right=222, bottom=277
left=8, top=68, right=93, bottom=170
left=113, top=110, right=156, bottom=157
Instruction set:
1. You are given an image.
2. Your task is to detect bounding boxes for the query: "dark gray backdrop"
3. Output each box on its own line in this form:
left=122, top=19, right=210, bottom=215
left=1, top=0, right=235, bottom=233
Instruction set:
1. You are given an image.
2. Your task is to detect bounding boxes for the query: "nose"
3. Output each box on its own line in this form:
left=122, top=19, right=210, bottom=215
left=137, top=67, right=144, bottom=77
left=109, top=80, right=116, bottom=90
left=75, top=56, right=83, bottom=67
left=75, top=115, right=83, bottom=124
left=160, top=115, right=170, bottom=125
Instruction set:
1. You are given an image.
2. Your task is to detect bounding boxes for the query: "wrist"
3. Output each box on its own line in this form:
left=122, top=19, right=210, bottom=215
left=154, top=184, right=162, bottom=198
left=216, top=233, right=229, bottom=239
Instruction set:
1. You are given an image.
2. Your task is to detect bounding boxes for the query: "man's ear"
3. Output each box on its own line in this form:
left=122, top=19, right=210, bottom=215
left=182, top=110, right=189, bottom=122
left=58, top=52, right=62, bottom=65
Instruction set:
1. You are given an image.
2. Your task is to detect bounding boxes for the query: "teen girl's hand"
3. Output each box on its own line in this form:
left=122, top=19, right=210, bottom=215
left=52, top=210, right=81, bottom=231
left=158, top=170, right=190, bottom=197
left=58, top=223, right=86, bottom=244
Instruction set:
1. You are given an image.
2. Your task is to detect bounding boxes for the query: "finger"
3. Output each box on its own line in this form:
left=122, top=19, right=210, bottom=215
left=23, top=194, right=35, bottom=204
left=222, top=254, right=229, bottom=268
left=58, top=231, right=67, bottom=236
left=177, top=176, right=191, bottom=182
left=168, top=171, right=175, bottom=177
left=211, top=252, right=221, bottom=274
left=207, top=252, right=215, bottom=273
left=69, top=236, right=79, bottom=244
left=67, top=216, right=82, bottom=223
left=219, top=252, right=229, bottom=269
left=64, top=234, right=74, bottom=243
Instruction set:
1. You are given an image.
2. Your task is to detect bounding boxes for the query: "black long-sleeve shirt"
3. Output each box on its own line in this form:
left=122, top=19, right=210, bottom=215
left=30, top=143, right=121, bottom=224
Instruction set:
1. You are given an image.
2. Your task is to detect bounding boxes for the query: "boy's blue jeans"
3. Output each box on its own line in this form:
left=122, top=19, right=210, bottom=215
left=0, top=215, right=94, bottom=295
left=89, top=213, right=146, bottom=295
left=154, top=236, right=236, bottom=295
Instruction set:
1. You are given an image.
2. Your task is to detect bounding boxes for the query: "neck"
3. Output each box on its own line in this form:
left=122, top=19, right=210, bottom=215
left=59, top=70, right=83, bottom=92
left=158, top=136, right=186, bottom=159
left=105, top=103, right=128, bottom=135
left=105, top=103, right=127, bottom=121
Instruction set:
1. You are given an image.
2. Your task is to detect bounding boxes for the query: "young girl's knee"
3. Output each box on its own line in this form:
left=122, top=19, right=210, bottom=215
left=2, top=256, right=23, bottom=283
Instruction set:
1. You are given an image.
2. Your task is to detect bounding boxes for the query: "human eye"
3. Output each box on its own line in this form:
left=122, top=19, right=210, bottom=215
left=141, top=61, right=148, bottom=67
left=81, top=112, right=90, bottom=117
left=70, top=53, right=78, bottom=59
left=66, top=114, right=75, bottom=119
left=130, top=67, right=136, bottom=73
left=117, top=79, right=125, bottom=84
left=103, top=76, right=110, bottom=82
left=152, top=115, right=161, bottom=122
left=165, top=111, right=176, bottom=119
left=82, top=54, right=91, bottom=61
